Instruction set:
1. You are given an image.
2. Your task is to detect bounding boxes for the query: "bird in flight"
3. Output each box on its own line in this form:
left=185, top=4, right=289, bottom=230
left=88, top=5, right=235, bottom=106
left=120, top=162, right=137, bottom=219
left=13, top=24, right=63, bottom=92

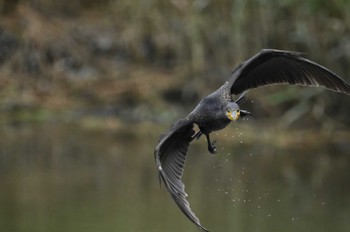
left=154, top=49, right=350, bottom=231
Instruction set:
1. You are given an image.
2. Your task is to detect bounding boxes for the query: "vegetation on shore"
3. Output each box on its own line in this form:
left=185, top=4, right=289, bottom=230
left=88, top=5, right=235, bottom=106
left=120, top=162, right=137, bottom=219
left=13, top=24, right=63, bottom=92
left=0, top=0, right=349, bottom=128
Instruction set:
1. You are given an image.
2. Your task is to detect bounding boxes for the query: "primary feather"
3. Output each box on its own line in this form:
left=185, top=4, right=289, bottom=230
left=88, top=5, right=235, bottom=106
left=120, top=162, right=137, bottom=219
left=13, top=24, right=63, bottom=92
left=155, top=118, right=209, bottom=232
left=229, top=49, right=350, bottom=95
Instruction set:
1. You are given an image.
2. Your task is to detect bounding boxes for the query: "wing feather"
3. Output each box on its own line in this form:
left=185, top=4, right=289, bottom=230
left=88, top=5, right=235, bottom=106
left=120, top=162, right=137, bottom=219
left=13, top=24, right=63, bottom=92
left=229, top=49, right=350, bottom=95
left=155, top=118, right=208, bottom=232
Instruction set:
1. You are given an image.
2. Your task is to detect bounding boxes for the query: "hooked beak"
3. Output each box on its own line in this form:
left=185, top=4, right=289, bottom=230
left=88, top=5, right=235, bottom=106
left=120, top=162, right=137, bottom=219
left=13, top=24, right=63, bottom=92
left=240, top=110, right=252, bottom=117
left=227, top=110, right=240, bottom=121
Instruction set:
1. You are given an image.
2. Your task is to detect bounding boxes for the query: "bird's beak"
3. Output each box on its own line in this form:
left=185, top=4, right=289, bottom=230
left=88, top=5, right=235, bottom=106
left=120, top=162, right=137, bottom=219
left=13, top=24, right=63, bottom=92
left=227, top=110, right=240, bottom=121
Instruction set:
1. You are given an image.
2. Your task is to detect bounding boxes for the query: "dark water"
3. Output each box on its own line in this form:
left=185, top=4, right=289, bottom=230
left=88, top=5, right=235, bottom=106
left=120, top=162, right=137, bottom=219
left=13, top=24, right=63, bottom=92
left=0, top=122, right=349, bottom=232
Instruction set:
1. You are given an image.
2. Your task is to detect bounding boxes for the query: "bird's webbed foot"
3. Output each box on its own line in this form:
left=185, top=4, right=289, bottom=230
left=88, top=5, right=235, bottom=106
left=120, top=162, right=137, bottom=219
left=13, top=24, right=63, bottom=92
left=208, top=142, right=217, bottom=154
left=205, top=134, right=216, bottom=154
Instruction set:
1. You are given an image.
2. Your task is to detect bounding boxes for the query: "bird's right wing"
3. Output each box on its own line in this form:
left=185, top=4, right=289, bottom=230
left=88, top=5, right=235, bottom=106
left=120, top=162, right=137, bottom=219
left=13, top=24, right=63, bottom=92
left=155, top=118, right=208, bottom=232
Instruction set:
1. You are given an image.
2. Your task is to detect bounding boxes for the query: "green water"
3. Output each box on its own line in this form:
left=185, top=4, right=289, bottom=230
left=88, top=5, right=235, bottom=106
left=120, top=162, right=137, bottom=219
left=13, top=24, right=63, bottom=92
left=0, top=123, right=349, bottom=232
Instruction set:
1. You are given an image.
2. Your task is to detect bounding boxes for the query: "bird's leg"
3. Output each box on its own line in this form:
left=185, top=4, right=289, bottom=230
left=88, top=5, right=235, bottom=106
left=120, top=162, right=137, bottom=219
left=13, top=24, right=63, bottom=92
left=191, top=131, right=203, bottom=141
left=205, top=133, right=216, bottom=154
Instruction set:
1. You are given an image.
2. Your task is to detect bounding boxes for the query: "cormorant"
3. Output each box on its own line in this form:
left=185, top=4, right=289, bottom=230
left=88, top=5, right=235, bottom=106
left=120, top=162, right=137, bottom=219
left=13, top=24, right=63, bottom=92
left=154, top=49, right=350, bottom=231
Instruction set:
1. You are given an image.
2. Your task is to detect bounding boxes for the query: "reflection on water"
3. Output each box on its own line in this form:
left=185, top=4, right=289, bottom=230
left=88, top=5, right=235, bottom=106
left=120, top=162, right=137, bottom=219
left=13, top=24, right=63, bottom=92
left=0, top=122, right=349, bottom=232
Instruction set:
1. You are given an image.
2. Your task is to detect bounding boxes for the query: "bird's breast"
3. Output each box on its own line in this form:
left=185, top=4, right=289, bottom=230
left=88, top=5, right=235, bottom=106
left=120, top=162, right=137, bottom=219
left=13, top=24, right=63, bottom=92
left=195, top=113, right=231, bottom=134
left=189, top=96, right=232, bottom=133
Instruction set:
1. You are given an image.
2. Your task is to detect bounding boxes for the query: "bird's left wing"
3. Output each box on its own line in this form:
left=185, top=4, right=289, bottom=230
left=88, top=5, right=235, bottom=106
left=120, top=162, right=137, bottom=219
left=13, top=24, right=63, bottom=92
left=155, top=118, right=208, bottom=232
left=228, top=49, right=350, bottom=95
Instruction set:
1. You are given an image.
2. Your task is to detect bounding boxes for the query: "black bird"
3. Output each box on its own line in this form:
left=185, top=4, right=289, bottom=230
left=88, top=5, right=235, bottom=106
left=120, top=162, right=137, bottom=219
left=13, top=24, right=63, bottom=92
left=154, top=49, right=350, bottom=231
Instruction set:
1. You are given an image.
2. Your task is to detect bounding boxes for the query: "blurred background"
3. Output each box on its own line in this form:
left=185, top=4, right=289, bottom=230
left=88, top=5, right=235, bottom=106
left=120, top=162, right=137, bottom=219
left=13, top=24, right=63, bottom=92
left=0, top=0, right=349, bottom=232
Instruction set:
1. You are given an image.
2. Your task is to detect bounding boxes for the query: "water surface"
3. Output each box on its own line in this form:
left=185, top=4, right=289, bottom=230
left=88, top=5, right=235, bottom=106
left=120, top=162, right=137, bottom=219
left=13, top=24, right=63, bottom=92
left=0, top=122, right=349, bottom=232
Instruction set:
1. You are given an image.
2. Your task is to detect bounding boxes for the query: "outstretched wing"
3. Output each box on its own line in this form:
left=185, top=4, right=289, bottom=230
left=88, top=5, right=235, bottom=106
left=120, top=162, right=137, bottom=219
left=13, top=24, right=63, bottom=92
left=229, top=49, right=350, bottom=95
left=155, top=118, right=208, bottom=232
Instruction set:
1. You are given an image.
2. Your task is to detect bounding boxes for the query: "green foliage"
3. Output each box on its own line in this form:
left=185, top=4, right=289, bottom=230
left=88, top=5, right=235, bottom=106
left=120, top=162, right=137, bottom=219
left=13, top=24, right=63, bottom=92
left=0, top=0, right=349, bottom=126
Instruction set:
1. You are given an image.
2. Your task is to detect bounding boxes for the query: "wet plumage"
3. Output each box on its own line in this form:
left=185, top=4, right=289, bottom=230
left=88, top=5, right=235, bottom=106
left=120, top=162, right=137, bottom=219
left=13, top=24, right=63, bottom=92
left=154, top=49, right=350, bottom=231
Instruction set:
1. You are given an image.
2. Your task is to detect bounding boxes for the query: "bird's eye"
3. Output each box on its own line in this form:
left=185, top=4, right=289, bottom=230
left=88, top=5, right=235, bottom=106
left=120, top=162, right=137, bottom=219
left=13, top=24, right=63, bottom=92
left=236, top=110, right=239, bottom=113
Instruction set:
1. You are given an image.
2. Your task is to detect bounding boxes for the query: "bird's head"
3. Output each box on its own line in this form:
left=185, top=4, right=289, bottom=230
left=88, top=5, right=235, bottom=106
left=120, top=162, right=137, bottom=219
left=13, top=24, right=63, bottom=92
left=225, top=102, right=252, bottom=121
left=225, top=102, right=240, bottom=121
